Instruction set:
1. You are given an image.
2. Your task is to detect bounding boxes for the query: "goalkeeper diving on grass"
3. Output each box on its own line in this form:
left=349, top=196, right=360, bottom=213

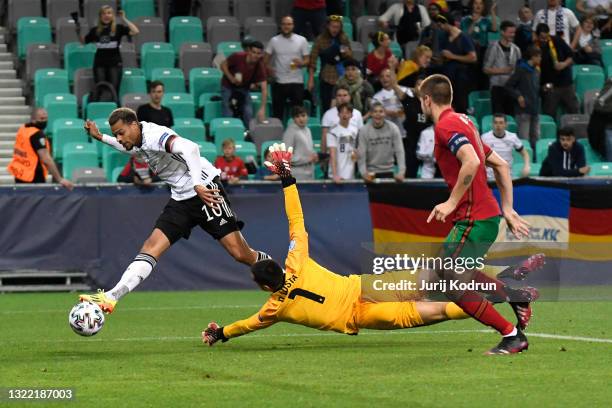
left=202, top=144, right=543, bottom=346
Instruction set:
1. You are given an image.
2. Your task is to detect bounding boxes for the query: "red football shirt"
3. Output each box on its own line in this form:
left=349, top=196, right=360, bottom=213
left=434, top=108, right=500, bottom=222
left=214, top=156, right=248, bottom=180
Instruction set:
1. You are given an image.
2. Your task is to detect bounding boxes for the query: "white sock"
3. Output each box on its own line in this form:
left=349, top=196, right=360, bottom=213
left=503, top=327, right=518, bottom=337
left=107, top=253, right=157, bottom=301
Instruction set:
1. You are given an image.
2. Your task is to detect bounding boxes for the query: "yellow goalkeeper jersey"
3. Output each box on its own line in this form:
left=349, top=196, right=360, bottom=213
left=223, top=184, right=362, bottom=339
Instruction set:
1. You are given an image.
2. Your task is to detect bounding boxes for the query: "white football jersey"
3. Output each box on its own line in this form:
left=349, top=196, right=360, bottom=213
left=130, top=121, right=220, bottom=200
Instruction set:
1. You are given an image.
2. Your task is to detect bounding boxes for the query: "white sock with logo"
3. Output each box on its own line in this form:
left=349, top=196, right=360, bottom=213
left=107, top=253, right=157, bottom=301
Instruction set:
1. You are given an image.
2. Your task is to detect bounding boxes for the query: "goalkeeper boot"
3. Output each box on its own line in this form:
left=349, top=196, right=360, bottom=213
left=485, top=328, right=529, bottom=355
left=497, top=253, right=546, bottom=281
left=509, top=286, right=540, bottom=330
left=79, top=289, right=117, bottom=314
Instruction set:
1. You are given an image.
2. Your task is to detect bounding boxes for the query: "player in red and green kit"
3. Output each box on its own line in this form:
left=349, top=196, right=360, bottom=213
left=418, top=74, right=537, bottom=354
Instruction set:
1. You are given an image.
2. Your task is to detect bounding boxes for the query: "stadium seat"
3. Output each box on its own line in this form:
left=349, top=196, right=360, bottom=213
left=583, top=89, right=600, bottom=115
left=133, top=17, right=166, bottom=52
left=120, top=42, right=139, bottom=68
left=35, top=69, right=69, bottom=107
left=17, top=17, right=51, bottom=59
left=163, top=93, right=195, bottom=118
left=26, top=43, right=60, bottom=84
left=356, top=16, right=379, bottom=48
left=63, top=142, right=99, bottom=181
left=234, top=0, right=268, bottom=26
left=350, top=41, right=365, bottom=62
left=111, top=165, right=125, bottom=182
left=198, top=141, right=218, bottom=163
left=120, top=68, right=147, bottom=99
left=93, top=118, right=111, bottom=157
left=529, top=162, right=541, bottom=176
left=151, top=68, right=186, bottom=93
left=102, top=144, right=130, bottom=180
left=233, top=140, right=257, bottom=161
left=270, top=0, right=293, bottom=24
left=572, top=64, right=604, bottom=80
left=250, top=92, right=272, bottom=117
left=72, top=68, right=94, bottom=109
left=343, top=20, right=354, bottom=41
left=367, top=41, right=404, bottom=59
left=200, top=93, right=223, bottom=125
left=560, top=114, right=589, bottom=139
left=211, top=118, right=246, bottom=149
left=51, top=118, right=87, bottom=160
left=172, top=118, right=205, bottom=142
left=121, top=0, right=155, bottom=20
left=64, top=42, right=96, bottom=82
left=539, top=114, right=557, bottom=139
left=216, top=41, right=242, bottom=57
left=466, top=115, right=480, bottom=132
left=512, top=162, right=526, bottom=178
left=199, top=0, right=231, bottom=22
left=603, top=47, right=612, bottom=71
left=141, top=42, right=176, bottom=80
left=535, top=138, right=555, bottom=163
left=577, top=138, right=604, bottom=164
left=244, top=17, right=278, bottom=43
left=179, top=43, right=213, bottom=78
left=575, top=71, right=605, bottom=102
left=83, top=0, right=110, bottom=27
left=480, top=115, right=518, bottom=134
left=44, top=94, right=78, bottom=137
left=512, top=144, right=534, bottom=164
left=56, top=18, right=89, bottom=55
left=121, top=93, right=148, bottom=112
left=249, top=118, right=284, bottom=154
left=189, top=67, right=223, bottom=103
left=47, top=0, right=79, bottom=29
left=206, top=16, right=240, bottom=50
left=590, top=162, right=612, bottom=176
left=467, top=90, right=491, bottom=120
left=169, top=17, right=204, bottom=53
left=85, top=102, right=117, bottom=120
left=8, top=0, right=42, bottom=33
left=72, top=167, right=107, bottom=183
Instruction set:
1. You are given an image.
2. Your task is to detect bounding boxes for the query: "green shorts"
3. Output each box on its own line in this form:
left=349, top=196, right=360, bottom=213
left=443, top=216, right=500, bottom=260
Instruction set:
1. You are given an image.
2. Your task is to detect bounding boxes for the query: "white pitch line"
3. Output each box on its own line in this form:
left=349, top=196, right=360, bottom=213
left=0, top=304, right=262, bottom=315
left=527, top=332, right=612, bottom=344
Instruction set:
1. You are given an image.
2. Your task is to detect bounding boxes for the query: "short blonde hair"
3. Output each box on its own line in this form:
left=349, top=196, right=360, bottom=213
left=221, top=138, right=236, bottom=149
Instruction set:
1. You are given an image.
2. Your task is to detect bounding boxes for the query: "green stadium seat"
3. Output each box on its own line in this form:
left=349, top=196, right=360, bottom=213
left=480, top=114, right=518, bottom=134
left=200, top=93, right=223, bottom=125
left=141, top=42, right=175, bottom=80
left=607, top=65, right=612, bottom=79
left=602, top=45, right=612, bottom=68
left=197, top=141, right=218, bottom=163
left=260, top=140, right=282, bottom=164
left=233, top=141, right=257, bottom=161
left=120, top=68, right=147, bottom=99
left=250, top=92, right=271, bottom=116
left=529, top=162, right=541, bottom=176
left=572, top=64, right=604, bottom=80
left=102, top=145, right=130, bottom=181
left=62, top=142, right=99, bottom=181
left=468, top=90, right=491, bottom=120
left=367, top=41, right=404, bottom=59
left=590, top=162, right=612, bottom=176
left=512, top=162, right=526, bottom=178
left=539, top=114, right=557, bottom=139
left=210, top=117, right=245, bottom=144
left=343, top=20, right=354, bottom=40
left=172, top=117, right=205, bottom=142
left=216, top=41, right=242, bottom=57
left=575, top=71, right=605, bottom=102
left=169, top=17, right=203, bottom=53
left=512, top=144, right=534, bottom=164
left=536, top=138, right=555, bottom=163
left=64, top=42, right=96, bottom=82
left=162, top=93, right=195, bottom=118
left=51, top=118, right=87, bottom=160
left=111, top=166, right=125, bottom=182
left=17, top=17, right=51, bottom=59
left=122, top=0, right=155, bottom=20
left=578, top=138, right=604, bottom=164
left=93, top=118, right=112, bottom=157
left=189, top=67, right=222, bottom=103
left=44, top=94, right=78, bottom=137
left=151, top=68, right=186, bottom=93
left=34, top=68, right=69, bottom=107
left=85, top=102, right=117, bottom=120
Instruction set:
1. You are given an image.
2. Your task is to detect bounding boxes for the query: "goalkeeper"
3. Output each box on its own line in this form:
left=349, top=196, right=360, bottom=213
left=203, top=144, right=479, bottom=346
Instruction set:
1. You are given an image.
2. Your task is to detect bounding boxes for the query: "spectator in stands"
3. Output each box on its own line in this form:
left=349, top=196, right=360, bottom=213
left=256, top=147, right=281, bottom=181
left=483, top=20, right=522, bottom=116
left=571, top=16, right=603, bottom=66
left=357, top=101, right=406, bottom=182
left=373, top=68, right=409, bottom=137
left=220, top=41, right=268, bottom=127
left=505, top=46, right=542, bottom=147
left=265, top=16, right=310, bottom=121
left=283, top=106, right=317, bottom=180
left=84, top=6, right=139, bottom=99
left=576, top=0, right=611, bottom=31
left=116, top=156, right=161, bottom=185
left=419, top=2, right=448, bottom=66
left=308, top=15, right=352, bottom=113
left=214, top=139, right=248, bottom=184
left=7, top=108, right=73, bottom=190
left=400, top=76, right=431, bottom=177
left=366, top=31, right=399, bottom=89
left=587, top=78, right=612, bottom=159
left=328, top=103, right=359, bottom=183
left=515, top=5, right=534, bottom=55
left=397, top=45, right=432, bottom=88
left=136, top=81, right=174, bottom=128
left=461, top=0, right=498, bottom=90
left=438, top=14, right=477, bottom=113
left=481, top=114, right=531, bottom=179
left=416, top=125, right=438, bottom=178
left=532, top=0, right=579, bottom=45
left=292, top=0, right=327, bottom=40
left=540, top=127, right=590, bottom=177
left=378, top=0, right=431, bottom=47
left=535, top=23, right=579, bottom=118
left=334, top=59, right=375, bottom=118
left=321, top=85, right=364, bottom=159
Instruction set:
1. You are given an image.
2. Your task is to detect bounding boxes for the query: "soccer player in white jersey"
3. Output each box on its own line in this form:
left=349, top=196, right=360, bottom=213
left=79, top=108, right=271, bottom=313
left=328, top=103, right=359, bottom=182
left=480, top=114, right=531, bottom=180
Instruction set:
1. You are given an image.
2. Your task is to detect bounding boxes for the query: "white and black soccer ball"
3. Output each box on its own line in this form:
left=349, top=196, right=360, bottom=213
left=68, top=301, right=105, bottom=336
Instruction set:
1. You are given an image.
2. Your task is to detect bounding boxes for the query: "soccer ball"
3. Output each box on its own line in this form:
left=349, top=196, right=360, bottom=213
left=69, top=301, right=105, bottom=336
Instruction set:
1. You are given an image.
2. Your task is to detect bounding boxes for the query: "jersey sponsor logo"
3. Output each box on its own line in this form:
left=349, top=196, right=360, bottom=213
left=219, top=218, right=228, bottom=226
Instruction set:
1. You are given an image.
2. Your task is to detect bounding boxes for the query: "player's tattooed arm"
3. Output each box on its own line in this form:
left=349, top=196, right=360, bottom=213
left=462, top=175, right=473, bottom=186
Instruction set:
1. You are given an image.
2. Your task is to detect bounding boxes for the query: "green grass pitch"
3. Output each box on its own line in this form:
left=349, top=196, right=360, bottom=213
left=1, top=291, right=611, bottom=407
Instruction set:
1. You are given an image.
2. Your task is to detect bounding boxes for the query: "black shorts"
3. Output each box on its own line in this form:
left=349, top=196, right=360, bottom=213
left=154, top=177, right=244, bottom=244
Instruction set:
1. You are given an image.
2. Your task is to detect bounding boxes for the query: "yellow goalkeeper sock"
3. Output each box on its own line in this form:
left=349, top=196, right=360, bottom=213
left=445, top=303, right=470, bottom=320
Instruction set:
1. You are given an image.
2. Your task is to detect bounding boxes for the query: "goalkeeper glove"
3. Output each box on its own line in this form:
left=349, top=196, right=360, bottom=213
left=264, top=143, right=295, bottom=187
left=202, top=322, right=228, bottom=346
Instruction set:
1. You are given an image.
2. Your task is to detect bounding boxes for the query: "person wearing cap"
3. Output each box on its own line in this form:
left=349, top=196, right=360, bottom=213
left=334, top=59, right=375, bottom=117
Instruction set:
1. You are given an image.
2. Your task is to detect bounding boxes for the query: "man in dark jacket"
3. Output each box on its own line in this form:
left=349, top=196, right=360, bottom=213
left=540, top=127, right=590, bottom=177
